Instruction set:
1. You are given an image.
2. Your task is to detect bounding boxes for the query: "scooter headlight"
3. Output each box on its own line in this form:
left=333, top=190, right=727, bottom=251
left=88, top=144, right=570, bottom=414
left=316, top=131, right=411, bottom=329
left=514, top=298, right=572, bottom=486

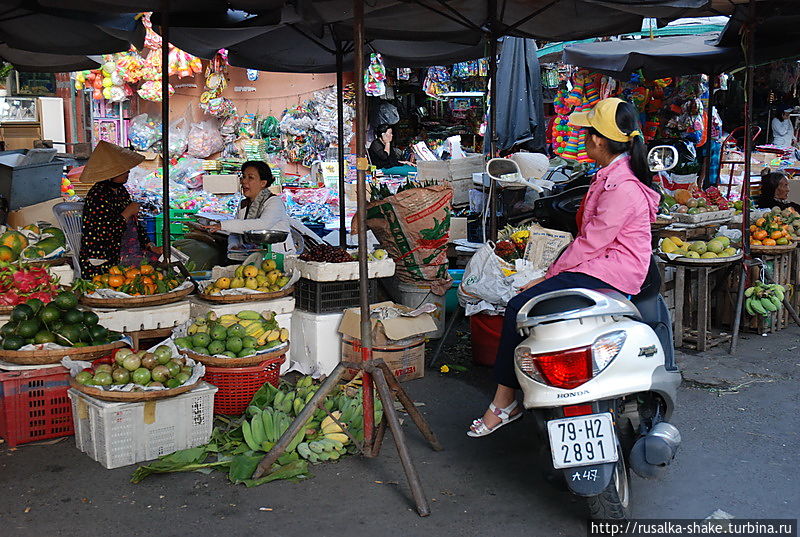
left=591, top=331, right=626, bottom=374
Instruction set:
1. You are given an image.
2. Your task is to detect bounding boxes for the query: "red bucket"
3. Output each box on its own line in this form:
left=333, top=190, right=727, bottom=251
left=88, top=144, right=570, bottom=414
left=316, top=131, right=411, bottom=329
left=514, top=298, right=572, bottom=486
left=470, top=313, right=504, bottom=367
left=203, top=356, right=284, bottom=415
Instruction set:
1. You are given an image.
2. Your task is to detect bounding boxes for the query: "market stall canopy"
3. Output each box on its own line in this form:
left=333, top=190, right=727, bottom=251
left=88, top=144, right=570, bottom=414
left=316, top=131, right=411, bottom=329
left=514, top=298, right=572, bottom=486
left=714, top=0, right=800, bottom=65
left=562, top=34, right=741, bottom=79
left=0, top=7, right=143, bottom=55
left=0, top=45, right=100, bottom=72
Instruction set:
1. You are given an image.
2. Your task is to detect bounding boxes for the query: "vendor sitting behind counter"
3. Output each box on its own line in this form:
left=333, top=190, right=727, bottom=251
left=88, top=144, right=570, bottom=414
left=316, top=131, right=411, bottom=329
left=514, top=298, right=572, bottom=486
left=204, top=161, right=296, bottom=254
left=368, top=124, right=414, bottom=170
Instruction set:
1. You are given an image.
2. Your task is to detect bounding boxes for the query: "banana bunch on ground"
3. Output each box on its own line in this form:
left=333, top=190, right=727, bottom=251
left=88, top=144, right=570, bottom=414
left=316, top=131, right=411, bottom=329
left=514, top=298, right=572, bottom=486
left=239, top=375, right=384, bottom=464
left=175, top=310, right=288, bottom=358
left=744, top=281, right=786, bottom=317
left=203, top=259, right=291, bottom=295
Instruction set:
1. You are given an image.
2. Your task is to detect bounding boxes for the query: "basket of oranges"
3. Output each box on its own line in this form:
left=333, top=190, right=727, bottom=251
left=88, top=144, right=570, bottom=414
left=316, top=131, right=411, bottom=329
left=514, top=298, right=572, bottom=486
left=73, top=264, right=195, bottom=309
left=749, top=207, right=799, bottom=253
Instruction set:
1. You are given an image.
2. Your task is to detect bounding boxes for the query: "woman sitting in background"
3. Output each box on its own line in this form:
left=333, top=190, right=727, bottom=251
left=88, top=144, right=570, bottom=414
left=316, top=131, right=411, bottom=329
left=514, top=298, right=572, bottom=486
left=755, top=169, right=800, bottom=212
left=368, top=124, right=414, bottom=169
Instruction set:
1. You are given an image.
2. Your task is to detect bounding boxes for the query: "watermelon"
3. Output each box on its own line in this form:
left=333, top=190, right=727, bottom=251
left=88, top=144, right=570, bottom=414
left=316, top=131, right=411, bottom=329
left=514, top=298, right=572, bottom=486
left=40, top=227, right=66, bottom=247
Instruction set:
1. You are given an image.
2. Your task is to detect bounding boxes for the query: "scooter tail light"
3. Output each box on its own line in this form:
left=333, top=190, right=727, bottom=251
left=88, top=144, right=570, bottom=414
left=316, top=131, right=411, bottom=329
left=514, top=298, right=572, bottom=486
left=517, top=346, right=593, bottom=389
left=591, top=331, right=627, bottom=374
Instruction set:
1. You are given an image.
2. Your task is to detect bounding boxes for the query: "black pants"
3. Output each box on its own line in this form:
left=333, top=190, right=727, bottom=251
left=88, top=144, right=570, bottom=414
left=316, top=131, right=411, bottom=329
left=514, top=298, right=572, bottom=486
left=493, top=272, right=619, bottom=389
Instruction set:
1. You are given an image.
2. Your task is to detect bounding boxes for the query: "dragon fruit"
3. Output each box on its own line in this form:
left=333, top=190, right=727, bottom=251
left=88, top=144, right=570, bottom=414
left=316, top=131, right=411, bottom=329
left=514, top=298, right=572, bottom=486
left=0, top=290, right=21, bottom=306
left=0, top=262, right=58, bottom=303
left=27, top=291, right=54, bottom=304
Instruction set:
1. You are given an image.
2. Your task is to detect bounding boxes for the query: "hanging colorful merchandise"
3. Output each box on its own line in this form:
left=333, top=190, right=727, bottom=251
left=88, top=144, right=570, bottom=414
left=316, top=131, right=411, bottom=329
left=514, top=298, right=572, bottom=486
left=559, top=70, right=601, bottom=162
left=200, top=51, right=236, bottom=118
left=423, top=66, right=451, bottom=100
left=364, top=53, right=387, bottom=97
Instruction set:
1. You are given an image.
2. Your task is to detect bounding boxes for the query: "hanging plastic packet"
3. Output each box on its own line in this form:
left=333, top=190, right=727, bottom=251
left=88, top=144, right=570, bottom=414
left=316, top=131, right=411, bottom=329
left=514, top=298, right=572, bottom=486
left=247, top=69, right=259, bottom=81
left=364, top=53, right=387, bottom=96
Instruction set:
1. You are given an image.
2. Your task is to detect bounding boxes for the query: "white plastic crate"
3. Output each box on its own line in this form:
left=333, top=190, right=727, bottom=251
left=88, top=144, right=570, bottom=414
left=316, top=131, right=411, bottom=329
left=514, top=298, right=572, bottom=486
left=284, top=256, right=395, bottom=282
left=188, top=295, right=295, bottom=318
left=68, top=383, right=217, bottom=469
left=289, top=310, right=342, bottom=378
left=91, top=301, right=192, bottom=333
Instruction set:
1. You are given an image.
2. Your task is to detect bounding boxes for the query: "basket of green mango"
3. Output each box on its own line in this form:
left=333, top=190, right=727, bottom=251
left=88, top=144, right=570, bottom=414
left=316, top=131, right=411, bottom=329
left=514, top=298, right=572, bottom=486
left=172, top=310, right=289, bottom=367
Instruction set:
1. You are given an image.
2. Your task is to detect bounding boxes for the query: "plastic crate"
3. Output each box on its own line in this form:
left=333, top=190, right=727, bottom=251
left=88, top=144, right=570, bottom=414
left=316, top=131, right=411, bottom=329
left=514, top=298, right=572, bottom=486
left=0, top=366, right=74, bottom=447
left=142, top=215, right=156, bottom=244
left=68, top=383, right=217, bottom=469
left=153, top=208, right=199, bottom=246
left=203, top=357, right=284, bottom=415
left=295, top=277, right=377, bottom=313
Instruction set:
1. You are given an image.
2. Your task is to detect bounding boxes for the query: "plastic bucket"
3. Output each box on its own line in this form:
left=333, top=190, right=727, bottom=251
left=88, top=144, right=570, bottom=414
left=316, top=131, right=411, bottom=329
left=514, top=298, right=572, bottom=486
left=386, top=279, right=446, bottom=339
left=445, top=269, right=464, bottom=315
left=469, top=313, right=504, bottom=366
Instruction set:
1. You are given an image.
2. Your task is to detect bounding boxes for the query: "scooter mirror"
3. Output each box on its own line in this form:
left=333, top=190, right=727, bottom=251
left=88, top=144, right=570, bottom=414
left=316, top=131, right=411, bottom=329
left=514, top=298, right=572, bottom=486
left=647, top=145, right=679, bottom=173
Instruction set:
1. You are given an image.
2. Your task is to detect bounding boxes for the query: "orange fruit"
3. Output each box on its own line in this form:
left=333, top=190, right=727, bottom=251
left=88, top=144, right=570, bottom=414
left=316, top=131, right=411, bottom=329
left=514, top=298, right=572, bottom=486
left=754, top=230, right=768, bottom=240
left=770, top=231, right=783, bottom=240
left=750, top=239, right=763, bottom=245
left=763, top=238, right=777, bottom=246
left=755, top=218, right=766, bottom=227
left=749, top=225, right=758, bottom=233
left=109, top=266, right=123, bottom=276
left=141, top=276, right=154, bottom=285
left=124, top=268, right=141, bottom=279
left=140, top=264, right=154, bottom=275
left=108, top=275, right=125, bottom=287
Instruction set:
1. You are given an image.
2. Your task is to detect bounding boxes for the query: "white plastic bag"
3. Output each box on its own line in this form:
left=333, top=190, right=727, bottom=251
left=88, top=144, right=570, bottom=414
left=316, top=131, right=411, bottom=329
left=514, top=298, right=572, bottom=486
left=128, top=113, right=161, bottom=150
left=457, top=242, right=516, bottom=314
left=187, top=120, right=224, bottom=158
left=168, top=117, right=189, bottom=158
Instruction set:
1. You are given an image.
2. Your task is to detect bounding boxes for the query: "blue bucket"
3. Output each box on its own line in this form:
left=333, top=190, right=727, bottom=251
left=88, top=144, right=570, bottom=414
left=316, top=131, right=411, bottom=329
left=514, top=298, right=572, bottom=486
left=445, top=269, right=464, bottom=315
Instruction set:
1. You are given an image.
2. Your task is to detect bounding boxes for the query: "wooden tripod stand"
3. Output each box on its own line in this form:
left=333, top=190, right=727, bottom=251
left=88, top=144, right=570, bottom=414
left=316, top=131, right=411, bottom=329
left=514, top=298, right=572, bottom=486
left=252, top=359, right=443, bottom=516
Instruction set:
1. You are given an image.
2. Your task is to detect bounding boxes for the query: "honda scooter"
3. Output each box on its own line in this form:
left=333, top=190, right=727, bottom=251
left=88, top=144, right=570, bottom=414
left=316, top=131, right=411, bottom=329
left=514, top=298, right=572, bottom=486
left=513, top=146, right=682, bottom=519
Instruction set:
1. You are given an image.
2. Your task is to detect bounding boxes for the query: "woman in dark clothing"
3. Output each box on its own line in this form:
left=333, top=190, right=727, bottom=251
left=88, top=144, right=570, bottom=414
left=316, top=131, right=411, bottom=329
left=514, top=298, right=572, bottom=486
left=368, top=124, right=413, bottom=169
left=78, top=141, right=161, bottom=278
left=756, top=169, right=800, bottom=212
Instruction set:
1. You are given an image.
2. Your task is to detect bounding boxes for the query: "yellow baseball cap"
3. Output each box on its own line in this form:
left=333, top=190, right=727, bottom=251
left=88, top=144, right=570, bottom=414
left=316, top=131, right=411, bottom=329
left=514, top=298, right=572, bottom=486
left=569, top=98, right=641, bottom=143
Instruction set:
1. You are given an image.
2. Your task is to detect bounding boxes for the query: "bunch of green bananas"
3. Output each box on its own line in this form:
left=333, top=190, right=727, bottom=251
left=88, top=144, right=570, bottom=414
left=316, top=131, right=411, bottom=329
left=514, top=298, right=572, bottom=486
left=241, top=407, right=305, bottom=453
left=744, top=281, right=786, bottom=316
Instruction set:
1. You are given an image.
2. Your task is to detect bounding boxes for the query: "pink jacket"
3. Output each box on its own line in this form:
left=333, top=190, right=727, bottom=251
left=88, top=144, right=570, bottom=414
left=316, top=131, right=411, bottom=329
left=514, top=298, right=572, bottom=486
left=545, top=156, right=659, bottom=295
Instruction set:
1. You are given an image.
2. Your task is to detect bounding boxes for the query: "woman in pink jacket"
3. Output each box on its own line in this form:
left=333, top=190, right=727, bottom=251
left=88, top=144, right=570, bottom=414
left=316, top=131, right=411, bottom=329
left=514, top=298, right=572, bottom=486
left=468, top=98, right=661, bottom=437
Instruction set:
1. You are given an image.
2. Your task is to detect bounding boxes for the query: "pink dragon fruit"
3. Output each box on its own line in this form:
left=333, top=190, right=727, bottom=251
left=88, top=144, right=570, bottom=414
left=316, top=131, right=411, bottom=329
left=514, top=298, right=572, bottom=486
left=27, top=291, right=54, bottom=304
left=12, top=269, right=40, bottom=294
left=0, top=290, right=21, bottom=306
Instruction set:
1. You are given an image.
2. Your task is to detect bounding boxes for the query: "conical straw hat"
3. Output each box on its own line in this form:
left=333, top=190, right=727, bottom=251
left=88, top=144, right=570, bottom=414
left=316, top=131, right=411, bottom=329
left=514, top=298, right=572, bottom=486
left=80, top=141, right=145, bottom=183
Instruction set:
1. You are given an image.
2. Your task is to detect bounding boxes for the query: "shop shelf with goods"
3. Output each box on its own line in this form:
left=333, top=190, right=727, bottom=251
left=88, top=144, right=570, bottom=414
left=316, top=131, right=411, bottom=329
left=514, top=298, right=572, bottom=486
left=68, top=383, right=217, bottom=470
left=0, top=364, right=74, bottom=447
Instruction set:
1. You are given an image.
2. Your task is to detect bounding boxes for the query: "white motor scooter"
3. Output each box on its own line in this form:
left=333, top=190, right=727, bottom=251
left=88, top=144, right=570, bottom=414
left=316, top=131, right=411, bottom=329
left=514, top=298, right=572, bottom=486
left=513, top=146, right=682, bottom=520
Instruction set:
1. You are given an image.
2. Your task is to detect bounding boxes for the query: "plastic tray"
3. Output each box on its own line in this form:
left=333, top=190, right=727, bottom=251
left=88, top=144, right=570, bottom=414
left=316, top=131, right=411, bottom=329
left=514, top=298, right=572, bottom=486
left=68, top=382, right=217, bottom=469
left=670, top=209, right=735, bottom=224
left=0, top=366, right=74, bottom=447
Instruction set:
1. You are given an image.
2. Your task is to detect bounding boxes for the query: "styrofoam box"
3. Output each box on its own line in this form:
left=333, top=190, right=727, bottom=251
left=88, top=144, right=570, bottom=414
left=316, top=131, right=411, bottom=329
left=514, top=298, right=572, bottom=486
left=49, top=265, right=74, bottom=286
left=188, top=295, right=295, bottom=318
left=92, top=301, right=192, bottom=333
left=284, top=257, right=395, bottom=282
left=289, top=310, right=342, bottom=378
left=68, top=383, right=217, bottom=469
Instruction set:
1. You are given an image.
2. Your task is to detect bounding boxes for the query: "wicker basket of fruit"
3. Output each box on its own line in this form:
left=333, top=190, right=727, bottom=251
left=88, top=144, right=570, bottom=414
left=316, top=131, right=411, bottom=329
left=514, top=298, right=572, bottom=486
left=749, top=207, right=799, bottom=251
left=0, top=292, right=126, bottom=365
left=200, top=259, right=294, bottom=303
left=75, top=264, right=194, bottom=308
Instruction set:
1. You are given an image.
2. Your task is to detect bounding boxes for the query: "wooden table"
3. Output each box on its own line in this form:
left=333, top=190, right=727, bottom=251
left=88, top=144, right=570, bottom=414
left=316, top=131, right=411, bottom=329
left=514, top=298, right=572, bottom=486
left=671, top=260, right=737, bottom=351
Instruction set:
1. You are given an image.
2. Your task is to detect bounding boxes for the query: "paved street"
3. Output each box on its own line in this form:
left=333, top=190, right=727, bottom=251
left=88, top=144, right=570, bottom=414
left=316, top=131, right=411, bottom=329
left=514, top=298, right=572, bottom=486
left=1, top=328, right=798, bottom=537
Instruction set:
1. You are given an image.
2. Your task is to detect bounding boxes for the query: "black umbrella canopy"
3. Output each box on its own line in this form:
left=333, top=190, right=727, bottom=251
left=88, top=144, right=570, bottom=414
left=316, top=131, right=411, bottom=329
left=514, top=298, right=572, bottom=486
left=563, top=34, right=742, bottom=79
left=0, top=6, right=143, bottom=55
left=715, top=0, right=800, bottom=65
left=0, top=44, right=100, bottom=72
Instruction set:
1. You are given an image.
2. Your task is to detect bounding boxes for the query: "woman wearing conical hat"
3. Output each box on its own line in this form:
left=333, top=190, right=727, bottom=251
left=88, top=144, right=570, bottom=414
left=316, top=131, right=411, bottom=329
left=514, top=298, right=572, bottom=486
left=78, top=141, right=162, bottom=278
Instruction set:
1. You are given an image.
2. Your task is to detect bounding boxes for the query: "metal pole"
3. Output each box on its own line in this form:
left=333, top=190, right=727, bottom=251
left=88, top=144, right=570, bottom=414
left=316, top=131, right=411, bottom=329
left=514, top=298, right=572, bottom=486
left=741, top=2, right=755, bottom=259
left=160, top=0, right=171, bottom=262
left=353, top=0, right=374, bottom=455
left=487, top=0, right=498, bottom=241
left=336, top=42, right=348, bottom=249
left=703, top=73, right=716, bottom=188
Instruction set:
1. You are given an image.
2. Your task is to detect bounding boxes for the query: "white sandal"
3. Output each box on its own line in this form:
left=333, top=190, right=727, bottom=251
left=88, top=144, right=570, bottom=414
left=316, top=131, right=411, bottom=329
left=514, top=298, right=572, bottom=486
left=467, top=401, right=522, bottom=437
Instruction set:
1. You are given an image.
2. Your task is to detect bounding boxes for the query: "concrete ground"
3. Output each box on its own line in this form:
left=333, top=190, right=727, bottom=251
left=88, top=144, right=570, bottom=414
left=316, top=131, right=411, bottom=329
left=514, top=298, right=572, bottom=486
left=1, top=326, right=798, bottom=537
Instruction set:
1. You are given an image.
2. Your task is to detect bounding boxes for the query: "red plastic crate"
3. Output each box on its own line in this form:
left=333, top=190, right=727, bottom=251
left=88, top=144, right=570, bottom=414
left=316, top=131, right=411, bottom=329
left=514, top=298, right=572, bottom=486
left=203, top=356, right=285, bottom=415
left=0, top=366, right=74, bottom=447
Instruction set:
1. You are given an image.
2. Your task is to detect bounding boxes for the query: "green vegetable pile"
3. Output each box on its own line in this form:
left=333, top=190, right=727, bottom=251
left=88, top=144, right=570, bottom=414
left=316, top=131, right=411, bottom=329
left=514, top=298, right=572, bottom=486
left=131, top=375, right=382, bottom=487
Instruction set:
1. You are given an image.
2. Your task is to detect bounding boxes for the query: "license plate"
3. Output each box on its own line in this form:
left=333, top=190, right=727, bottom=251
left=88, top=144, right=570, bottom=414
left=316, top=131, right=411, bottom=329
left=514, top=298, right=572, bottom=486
left=546, top=413, right=618, bottom=469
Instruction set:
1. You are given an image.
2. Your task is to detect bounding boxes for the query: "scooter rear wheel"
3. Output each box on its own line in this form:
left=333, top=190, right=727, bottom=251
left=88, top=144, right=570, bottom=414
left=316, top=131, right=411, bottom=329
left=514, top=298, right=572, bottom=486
left=586, top=452, right=631, bottom=520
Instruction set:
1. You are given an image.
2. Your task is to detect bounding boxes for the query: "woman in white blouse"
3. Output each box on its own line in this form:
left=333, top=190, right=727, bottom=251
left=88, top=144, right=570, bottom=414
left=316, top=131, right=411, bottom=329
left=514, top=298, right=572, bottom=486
left=205, top=161, right=296, bottom=254
left=771, top=106, right=795, bottom=148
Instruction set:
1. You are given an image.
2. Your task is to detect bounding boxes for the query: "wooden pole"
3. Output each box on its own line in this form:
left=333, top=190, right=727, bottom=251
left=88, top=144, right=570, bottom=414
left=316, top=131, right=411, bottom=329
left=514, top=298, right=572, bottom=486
left=352, top=0, right=374, bottom=455
left=160, top=0, right=171, bottom=262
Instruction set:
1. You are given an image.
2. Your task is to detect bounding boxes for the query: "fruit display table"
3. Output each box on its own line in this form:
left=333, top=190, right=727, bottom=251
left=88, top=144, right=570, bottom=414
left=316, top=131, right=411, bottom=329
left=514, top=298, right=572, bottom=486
left=668, top=259, right=739, bottom=351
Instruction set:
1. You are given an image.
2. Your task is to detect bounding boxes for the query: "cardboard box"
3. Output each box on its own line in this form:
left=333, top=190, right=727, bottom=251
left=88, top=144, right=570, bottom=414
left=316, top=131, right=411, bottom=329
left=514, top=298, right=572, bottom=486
left=338, top=301, right=437, bottom=382
left=138, top=151, right=163, bottom=173
left=416, top=154, right=484, bottom=207
left=450, top=216, right=467, bottom=241
left=202, top=174, right=239, bottom=194
left=6, top=197, right=62, bottom=227
left=342, top=336, right=425, bottom=382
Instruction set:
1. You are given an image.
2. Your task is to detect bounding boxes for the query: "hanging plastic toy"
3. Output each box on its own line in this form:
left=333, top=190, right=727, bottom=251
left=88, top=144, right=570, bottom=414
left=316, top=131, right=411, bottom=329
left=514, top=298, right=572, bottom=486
left=247, top=69, right=259, bottom=81
left=364, top=53, right=386, bottom=97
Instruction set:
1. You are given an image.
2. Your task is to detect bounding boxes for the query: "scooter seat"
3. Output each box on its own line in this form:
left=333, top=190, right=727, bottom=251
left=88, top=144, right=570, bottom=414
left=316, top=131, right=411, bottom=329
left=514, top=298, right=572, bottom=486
left=528, top=293, right=597, bottom=317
